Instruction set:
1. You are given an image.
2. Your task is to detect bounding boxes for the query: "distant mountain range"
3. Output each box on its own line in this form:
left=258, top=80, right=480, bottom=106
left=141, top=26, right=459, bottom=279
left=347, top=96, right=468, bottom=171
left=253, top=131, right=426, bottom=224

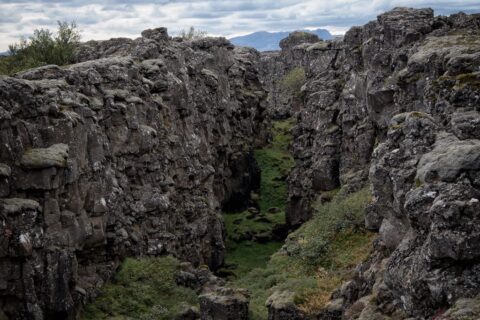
left=229, top=29, right=333, bottom=52
left=0, top=51, right=9, bottom=57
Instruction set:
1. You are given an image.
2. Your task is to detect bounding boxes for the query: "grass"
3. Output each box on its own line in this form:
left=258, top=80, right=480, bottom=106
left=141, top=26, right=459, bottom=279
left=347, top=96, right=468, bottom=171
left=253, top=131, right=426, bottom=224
left=253, top=118, right=295, bottom=216
left=223, top=118, right=295, bottom=243
left=81, top=256, right=198, bottom=320
left=229, top=188, right=375, bottom=320
left=224, top=241, right=283, bottom=279
left=221, top=118, right=296, bottom=318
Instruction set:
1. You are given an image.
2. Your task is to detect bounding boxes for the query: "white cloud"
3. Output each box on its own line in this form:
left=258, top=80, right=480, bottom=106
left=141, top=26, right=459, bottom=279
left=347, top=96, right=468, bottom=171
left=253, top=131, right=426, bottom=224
left=0, top=0, right=479, bottom=51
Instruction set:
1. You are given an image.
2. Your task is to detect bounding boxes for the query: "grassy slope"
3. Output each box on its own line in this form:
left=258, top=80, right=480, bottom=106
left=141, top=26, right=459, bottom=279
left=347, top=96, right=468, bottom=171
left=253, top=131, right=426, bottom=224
left=232, top=188, right=375, bottom=320
left=82, top=256, right=198, bottom=320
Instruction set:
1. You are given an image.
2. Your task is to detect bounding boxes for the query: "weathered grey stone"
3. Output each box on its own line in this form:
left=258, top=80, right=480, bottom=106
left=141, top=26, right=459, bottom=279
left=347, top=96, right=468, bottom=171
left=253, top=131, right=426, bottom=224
left=266, top=291, right=305, bottom=320
left=0, top=25, right=268, bottom=319
left=0, top=164, right=11, bottom=177
left=20, top=144, right=69, bottom=169
left=0, top=198, right=41, bottom=214
left=278, top=6, right=480, bottom=320
left=438, top=296, right=480, bottom=319
left=199, top=287, right=249, bottom=320
left=416, top=133, right=480, bottom=183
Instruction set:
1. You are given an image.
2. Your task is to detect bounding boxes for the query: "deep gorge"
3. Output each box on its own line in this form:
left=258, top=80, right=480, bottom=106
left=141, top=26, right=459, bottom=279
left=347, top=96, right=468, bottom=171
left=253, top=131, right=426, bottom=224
left=1, top=6, right=480, bottom=320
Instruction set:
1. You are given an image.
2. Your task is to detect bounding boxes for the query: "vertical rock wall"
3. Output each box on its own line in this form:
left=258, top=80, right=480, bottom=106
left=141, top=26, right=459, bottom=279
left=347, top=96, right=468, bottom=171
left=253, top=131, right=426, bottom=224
left=257, top=31, right=326, bottom=119
left=0, top=29, right=269, bottom=319
left=279, top=7, right=480, bottom=319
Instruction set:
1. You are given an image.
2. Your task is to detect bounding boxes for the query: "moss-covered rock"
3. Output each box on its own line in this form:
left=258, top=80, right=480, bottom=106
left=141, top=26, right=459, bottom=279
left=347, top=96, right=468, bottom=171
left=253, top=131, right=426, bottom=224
left=20, top=144, right=69, bottom=169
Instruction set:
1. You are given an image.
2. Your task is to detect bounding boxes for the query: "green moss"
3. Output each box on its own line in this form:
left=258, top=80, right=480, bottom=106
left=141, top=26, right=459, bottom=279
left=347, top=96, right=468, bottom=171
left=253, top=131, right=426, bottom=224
left=82, top=256, right=198, bottom=320
left=410, top=111, right=428, bottom=118
left=456, top=72, right=480, bottom=89
left=390, top=123, right=404, bottom=130
left=224, top=118, right=295, bottom=243
left=415, top=178, right=423, bottom=188
left=224, top=210, right=272, bottom=243
left=255, top=118, right=295, bottom=214
left=224, top=241, right=283, bottom=279
left=289, top=187, right=372, bottom=267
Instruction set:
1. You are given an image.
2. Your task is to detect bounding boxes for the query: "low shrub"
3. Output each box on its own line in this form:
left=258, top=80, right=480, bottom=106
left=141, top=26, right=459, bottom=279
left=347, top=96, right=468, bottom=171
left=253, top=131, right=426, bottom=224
left=179, top=26, right=207, bottom=40
left=0, top=21, right=80, bottom=76
left=281, top=67, right=306, bottom=98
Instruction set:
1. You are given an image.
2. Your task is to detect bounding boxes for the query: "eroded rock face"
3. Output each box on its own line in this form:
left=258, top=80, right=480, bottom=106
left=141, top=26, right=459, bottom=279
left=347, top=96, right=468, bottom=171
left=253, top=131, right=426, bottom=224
left=0, top=29, right=268, bottom=319
left=199, top=287, right=249, bottom=320
left=362, top=114, right=480, bottom=318
left=266, top=291, right=305, bottom=320
left=286, top=7, right=480, bottom=226
left=257, top=31, right=328, bottom=119
left=275, top=6, right=480, bottom=320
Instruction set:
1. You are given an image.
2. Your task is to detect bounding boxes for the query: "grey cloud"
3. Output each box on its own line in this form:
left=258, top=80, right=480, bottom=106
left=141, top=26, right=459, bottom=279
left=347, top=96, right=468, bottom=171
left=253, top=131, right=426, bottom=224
left=0, top=0, right=480, bottom=51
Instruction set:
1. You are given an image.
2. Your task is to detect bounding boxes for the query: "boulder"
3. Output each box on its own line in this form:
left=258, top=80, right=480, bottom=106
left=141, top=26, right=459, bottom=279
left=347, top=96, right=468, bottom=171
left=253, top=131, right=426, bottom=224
left=199, top=287, right=249, bottom=320
left=266, top=291, right=305, bottom=320
left=20, top=144, right=69, bottom=169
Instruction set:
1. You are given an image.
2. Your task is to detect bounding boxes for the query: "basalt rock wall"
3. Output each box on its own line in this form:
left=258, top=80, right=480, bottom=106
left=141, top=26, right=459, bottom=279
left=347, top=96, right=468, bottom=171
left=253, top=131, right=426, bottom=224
left=0, top=28, right=268, bottom=319
left=279, top=7, right=480, bottom=319
left=258, top=31, right=329, bottom=119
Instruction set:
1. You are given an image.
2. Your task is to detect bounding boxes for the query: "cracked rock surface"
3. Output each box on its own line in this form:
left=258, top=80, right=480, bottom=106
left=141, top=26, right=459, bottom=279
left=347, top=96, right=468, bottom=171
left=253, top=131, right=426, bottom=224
left=0, top=28, right=268, bottom=319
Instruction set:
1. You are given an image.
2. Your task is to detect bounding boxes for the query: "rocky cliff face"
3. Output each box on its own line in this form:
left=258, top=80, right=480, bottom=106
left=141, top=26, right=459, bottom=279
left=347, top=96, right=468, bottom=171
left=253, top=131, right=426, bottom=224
left=282, top=7, right=480, bottom=319
left=0, top=28, right=268, bottom=319
left=258, top=31, right=325, bottom=119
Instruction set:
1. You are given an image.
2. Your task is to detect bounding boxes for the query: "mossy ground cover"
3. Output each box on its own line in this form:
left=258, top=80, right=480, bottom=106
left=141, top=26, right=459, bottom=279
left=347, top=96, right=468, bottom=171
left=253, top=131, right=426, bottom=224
left=224, top=118, right=295, bottom=244
left=82, top=256, right=198, bottom=320
left=230, top=188, right=375, bottom=320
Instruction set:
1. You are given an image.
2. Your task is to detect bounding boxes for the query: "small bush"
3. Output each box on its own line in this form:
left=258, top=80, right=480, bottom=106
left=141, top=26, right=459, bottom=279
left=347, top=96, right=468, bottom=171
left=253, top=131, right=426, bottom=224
left=0, top=21, right=80, bottom=75
left=287, top=187, right=372, bottom=267
left=281, top=67, right=306, bottom=98
left=179, top=26, right=207, bottom=40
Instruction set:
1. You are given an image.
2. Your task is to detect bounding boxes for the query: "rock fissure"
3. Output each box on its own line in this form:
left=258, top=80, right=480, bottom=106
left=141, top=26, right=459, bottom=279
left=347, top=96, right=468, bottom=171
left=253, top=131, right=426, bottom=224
left=1, top=6, right=480, bottom=320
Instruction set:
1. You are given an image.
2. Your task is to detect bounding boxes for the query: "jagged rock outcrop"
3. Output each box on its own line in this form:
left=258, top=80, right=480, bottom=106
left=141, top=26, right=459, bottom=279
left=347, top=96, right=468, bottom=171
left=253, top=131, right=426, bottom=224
left=280, top=6, right=480, bottom=320
left=257, top=31, right=330, bottom=119
left=266, top=291, right=305, bottom=320
left=199, top=287, right=249, bottom=320
left=0, top=28, right=268, bottom=319
left=287, top=7, right=480, bottom=227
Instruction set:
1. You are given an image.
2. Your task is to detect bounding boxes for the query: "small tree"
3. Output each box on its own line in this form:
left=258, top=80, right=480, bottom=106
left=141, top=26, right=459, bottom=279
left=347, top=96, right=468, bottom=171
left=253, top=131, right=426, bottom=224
left=54, top=21, right=81, bottom=65
left=0, top=21, right=80, bottom=75
left=179, top=26, right=207, bottom=40
left=281, top=67, right=306, bottom=98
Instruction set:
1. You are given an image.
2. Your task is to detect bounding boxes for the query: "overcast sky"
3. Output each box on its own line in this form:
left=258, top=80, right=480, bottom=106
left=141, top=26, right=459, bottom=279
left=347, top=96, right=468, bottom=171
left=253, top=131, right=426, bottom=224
left=0, top=0, right=479, bottom=51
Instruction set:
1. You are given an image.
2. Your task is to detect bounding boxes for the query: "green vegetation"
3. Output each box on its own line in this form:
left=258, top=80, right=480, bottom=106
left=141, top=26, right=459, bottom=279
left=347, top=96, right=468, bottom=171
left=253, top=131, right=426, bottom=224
left=230, top=188, right=374, bottom=319
left=82, top=256, right=198, bottom=320
left=179, top=26, right=207, bottom=40
left=0, top=21, right=80, bottom=76
left=224, top=118, right=295, bottom=245
left=281, top=67, right=306, bottom=98
left=224, top=241, right=283, bottom=279
left=255, top=118, right=295, bottom=213
left=223, top=118, right=295, bottom=288
left=456, top=72, right=480, bottom=89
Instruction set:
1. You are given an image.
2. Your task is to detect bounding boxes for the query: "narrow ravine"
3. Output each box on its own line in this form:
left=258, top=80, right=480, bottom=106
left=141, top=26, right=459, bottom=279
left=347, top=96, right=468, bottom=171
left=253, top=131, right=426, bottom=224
left=220, top=118, right=295, bottom=317
left=219, top=120, right=374, bottom=320
left=222, top=118, right=295, bottom=275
